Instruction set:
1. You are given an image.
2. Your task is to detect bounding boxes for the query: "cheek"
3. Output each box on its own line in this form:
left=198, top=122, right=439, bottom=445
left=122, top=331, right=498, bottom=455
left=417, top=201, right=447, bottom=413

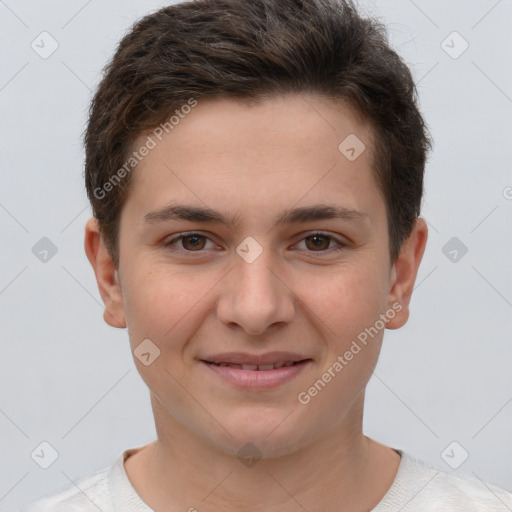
left=120, top=270, right=200, bottom=398
left=122, top=265, right=219, bottom=351
left=296, top=268, right=387, bottom=425
left=310, top=263, right=388, bottom=337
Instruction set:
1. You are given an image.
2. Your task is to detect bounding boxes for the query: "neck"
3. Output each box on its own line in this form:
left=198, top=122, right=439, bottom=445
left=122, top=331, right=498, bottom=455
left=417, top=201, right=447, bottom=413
left=124, top=393, right=400, bottom=512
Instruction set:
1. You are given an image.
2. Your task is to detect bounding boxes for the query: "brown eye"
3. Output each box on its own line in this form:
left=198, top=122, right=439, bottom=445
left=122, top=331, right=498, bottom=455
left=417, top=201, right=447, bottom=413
left=181, top=234, right=207, bottom=251
left=295, top=232, right=347, bottom=254
left=304, top=234, right=332, bottom=251
left=165, top=233, right=212, bottom=252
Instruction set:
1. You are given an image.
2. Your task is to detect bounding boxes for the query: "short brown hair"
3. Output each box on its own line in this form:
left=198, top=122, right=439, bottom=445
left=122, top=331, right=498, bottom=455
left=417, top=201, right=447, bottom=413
left=84, top=0, right=431, bottom=268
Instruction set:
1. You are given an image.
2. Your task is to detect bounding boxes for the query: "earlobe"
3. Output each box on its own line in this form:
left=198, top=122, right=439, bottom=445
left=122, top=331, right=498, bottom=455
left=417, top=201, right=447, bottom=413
left=84, top=218, right=127, bottom=329
left=386, top=217, right=428, bottom=330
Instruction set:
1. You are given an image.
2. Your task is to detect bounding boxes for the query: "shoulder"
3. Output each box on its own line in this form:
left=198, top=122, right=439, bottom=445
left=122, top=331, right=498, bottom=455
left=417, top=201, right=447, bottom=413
left=19, top=463, right=113, bottom=512
left=376, top=450, right=512, bottom=511
left=424, top=469, right=512, bottom=510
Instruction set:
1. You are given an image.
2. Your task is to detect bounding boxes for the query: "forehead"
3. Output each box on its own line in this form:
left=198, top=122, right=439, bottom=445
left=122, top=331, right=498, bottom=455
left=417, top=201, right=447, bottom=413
left=122, top=93, right=384, bottom=228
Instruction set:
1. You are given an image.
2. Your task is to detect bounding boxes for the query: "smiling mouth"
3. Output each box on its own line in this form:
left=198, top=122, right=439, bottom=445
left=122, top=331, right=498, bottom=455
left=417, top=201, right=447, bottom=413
left=202, top=360, right=309, bottom=371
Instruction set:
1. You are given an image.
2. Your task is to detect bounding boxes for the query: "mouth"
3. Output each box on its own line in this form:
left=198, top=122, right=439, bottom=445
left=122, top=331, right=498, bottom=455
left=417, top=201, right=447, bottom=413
left=201, top=360, right=309, bottom=371
left=199, top=358, right=312, bottom=389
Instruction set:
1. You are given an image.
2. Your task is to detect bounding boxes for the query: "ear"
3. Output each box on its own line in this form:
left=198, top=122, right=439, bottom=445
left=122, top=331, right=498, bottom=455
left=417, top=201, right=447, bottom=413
left=386, top=217, right=428, bottom=329
left=84, top=217, right=126, bottom=329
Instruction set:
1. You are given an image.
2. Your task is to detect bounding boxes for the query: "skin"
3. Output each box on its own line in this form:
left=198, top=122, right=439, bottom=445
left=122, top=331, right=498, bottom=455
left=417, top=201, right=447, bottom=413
left=85, top=93, right=427, bottom=512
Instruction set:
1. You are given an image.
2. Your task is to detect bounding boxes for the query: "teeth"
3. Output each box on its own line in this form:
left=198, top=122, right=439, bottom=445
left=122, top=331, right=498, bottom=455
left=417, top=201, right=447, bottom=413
left=210, top=360, right=301, bottom=370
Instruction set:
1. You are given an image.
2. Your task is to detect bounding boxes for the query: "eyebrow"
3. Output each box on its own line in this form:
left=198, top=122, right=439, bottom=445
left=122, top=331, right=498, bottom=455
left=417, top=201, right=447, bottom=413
left=143, top=203, right=369, bottom=228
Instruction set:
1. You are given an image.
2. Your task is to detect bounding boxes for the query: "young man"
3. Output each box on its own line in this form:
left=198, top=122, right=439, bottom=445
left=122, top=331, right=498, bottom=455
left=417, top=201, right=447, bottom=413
left=21, top=0, right=512, bottom=510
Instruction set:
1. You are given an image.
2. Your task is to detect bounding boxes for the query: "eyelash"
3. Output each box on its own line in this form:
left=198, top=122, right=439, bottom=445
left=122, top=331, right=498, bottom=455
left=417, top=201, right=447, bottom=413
left=163, top=232, right=348, bottom=255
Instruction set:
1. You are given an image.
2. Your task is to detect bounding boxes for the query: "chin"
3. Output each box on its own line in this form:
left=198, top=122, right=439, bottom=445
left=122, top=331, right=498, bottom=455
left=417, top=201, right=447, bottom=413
left=205, top=416, right=311, bottom=461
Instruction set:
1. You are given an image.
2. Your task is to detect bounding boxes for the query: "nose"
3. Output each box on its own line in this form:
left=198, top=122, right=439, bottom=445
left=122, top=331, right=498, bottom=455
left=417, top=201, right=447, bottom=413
left=216, top=251, right=296, bottom=336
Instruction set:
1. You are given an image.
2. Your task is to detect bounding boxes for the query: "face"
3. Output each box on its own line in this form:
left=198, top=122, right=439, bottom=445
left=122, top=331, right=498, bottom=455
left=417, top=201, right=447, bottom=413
left=86, top=93, right=426, bottom=458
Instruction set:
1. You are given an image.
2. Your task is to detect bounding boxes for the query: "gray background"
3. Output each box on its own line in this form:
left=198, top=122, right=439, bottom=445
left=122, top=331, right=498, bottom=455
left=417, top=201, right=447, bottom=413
left=1, top=0, right=511, bottom=509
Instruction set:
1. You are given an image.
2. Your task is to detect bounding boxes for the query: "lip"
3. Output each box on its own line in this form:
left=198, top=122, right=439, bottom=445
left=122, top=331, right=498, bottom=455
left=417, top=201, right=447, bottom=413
left=200, top=359, right=312, bottom=390
left=199, top=351, right=311, bottom=366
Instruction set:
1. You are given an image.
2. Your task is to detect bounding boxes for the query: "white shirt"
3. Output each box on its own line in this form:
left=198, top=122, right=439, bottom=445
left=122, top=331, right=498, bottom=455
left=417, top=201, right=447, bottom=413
left=20, top=446, right=512, bottom=511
